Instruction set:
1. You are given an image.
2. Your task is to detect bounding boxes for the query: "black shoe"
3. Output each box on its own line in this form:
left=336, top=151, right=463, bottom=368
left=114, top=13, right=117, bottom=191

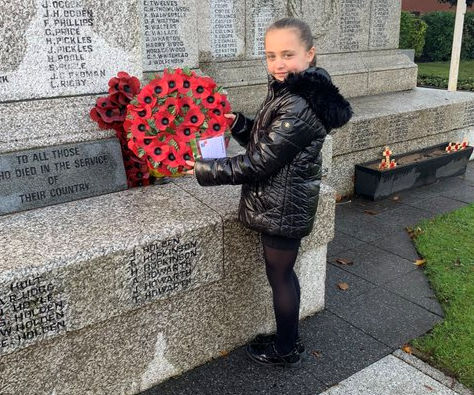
left=246, top=342, right=301, bottom=368
left=250, top=333, right=305, bottom=354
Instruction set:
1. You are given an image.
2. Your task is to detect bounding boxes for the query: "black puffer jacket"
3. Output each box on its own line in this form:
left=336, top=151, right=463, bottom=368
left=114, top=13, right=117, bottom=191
left=194, top=67, right=352, bottom=238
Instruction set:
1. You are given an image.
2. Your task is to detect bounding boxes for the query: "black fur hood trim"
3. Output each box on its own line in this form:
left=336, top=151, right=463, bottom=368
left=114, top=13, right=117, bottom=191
left=284, top=67, right=353, bottom=130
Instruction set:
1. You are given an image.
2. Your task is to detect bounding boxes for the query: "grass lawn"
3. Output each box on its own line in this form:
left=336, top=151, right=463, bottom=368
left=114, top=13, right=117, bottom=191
left=410, top=203, right=474, bottom=390
left=417, top=60, right=474, bottom=80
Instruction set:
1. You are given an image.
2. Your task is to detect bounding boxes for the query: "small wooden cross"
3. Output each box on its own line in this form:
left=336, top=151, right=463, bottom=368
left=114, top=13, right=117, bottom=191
left=389, top=159, right=397, bottom=168
left=382, top=146, right=392, bottom=167
left=461, top=139, right=469, bottom=150
left=445, top=143, right=453, bottom=153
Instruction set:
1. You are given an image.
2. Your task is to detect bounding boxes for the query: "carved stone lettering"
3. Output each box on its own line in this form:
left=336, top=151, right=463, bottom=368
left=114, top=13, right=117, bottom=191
left=0, top=274, right=66, bottom=355
left=128, top=237, right=200, bottom=304
left=0, top=139, right=127, bottom=215
left=210, top=0, right=238, bottom=58
left=141, top=0, right=198, bottom=70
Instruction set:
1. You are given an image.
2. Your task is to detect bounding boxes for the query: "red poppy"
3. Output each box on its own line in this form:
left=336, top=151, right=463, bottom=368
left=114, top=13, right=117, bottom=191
left=137, top=85, right=157, bottom=107
left=163, top=97, right=179, bottom=114
left=130, top=118, right=151, bottom=137
left=96, top=106, right=123, bottom=123
left=183, top=107, right=205, bottom=127
left=180, top=145, right=195, bottom=164
left=148, top=78, right=169, bottom=98
left=202, top=91, right=221, bottom=110
left=155, top=162, right=173, bottom=177
left=90, top=108, right=109, bottom=129
left=162, top=144, right=185, bottom=168
left=144, top=139, right=170, bottom=162
left=177, top=97, right=196, bottom=115
left=162, top=69, right=184, bottom=93
left=177, top=73, right=195, bottom=94
left=175, top=124, right=197, bottom=142
left=108, top=72, right=140, bottom=99
left=154, top=109, right=176, bottom=131
left=127, top=139, right=140, bottom=157
left=219, top=94, right=232, bottom=114
left=191, top=78, right=213, bottom=99
left=207, top=117, right=226, bottom=136
left=128, top=104, right=152, bottom=119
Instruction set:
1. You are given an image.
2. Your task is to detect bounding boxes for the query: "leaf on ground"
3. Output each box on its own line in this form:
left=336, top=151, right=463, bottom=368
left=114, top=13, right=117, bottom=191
left=219, top=350, right=229, bottom=357
left=392, top=196, right=400, bottom=201
left=424, top=385, right=434, bottom=391
left=415, top=259, right=426, bottom=266
left=453, top=257, right=461, bottom=267
left=364, top=210, right=378, bottom=215
left=335, top=258, right=354, bottom=266
left=336, top=194, right=343, bottom=202
left=402, top=344, right=412, bottom=354
left=337, top=282, right=350, bottom=291
left=406, top=226, right=423, bottom=239
left=311, top=350, right=322, bottom=358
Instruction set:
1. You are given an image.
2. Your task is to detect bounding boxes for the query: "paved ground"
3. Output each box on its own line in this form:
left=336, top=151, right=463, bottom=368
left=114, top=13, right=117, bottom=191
left=143, top=161, right=474, bottom=395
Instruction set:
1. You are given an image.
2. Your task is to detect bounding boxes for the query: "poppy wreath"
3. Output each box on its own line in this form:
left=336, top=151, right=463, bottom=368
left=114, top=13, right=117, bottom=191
left=125, top=67, right=232, bottom=178
left=90, top=71, right=153, bottom=188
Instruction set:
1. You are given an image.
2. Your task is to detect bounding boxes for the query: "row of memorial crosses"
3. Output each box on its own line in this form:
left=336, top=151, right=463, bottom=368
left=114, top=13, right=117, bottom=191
left=445, top=139, right=469, bottom=153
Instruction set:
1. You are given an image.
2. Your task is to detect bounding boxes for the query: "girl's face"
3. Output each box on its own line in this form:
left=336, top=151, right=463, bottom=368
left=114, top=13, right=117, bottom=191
left=264, top=28, right=315, bottom=81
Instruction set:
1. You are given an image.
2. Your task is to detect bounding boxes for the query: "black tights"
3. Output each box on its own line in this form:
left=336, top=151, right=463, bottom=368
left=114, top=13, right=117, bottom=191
left=262, top=237, right=301, bottom=355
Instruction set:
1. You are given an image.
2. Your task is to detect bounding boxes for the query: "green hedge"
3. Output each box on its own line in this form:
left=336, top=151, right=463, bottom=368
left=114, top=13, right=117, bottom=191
left=399, top=11, right=428, bottom=57
left=421, top=11, right=474, bottom=61
left=417, top=74, right=474, bottom=90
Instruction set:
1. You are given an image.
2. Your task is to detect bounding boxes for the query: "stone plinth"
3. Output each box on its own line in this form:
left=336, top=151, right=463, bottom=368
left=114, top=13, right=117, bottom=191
left=326, top=88, right=474, bottom=196
left=0, top=178, right=335, bottom=393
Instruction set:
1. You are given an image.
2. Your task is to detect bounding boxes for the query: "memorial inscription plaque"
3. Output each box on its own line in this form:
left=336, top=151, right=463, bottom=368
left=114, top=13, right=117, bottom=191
left=0, top=272, right=66, bottom=355
left=127, top=236, right=200, bottom=305
left=141, top=0, right=198, bottom=71
left=0, top=0, right=141, bottom=102
left=0, top=138, right=127, bottom=215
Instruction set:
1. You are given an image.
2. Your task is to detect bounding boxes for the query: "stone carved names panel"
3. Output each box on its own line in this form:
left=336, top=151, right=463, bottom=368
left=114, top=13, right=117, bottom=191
left=248, top=0, right=286, bottom=58
left=0, top=273, right=67, bottom=355
left=0, top=0, right=140, bottom=102
left=338, top=0, right=367, bottom=52
left=128, top=237, right=200, bottom=305
left=210, top=0, right=243, bottom=58
left=141, top=0, right=198, bottom=70
left=369, top=0, right=401, bottom=49
left=0, top=139, right=127, bottom=215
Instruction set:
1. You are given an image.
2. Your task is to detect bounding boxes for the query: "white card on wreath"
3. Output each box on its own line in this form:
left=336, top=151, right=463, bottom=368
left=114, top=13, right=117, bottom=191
left=198, top=135, right=226, bottom=159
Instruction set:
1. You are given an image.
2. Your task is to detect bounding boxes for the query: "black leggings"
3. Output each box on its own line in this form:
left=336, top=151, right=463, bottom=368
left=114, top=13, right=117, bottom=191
left=261, top=233, right=301, bottom=355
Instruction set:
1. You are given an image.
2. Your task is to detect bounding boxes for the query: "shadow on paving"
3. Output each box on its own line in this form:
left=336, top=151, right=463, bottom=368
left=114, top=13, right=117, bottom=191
left=143, top=162, right=473, bottom=395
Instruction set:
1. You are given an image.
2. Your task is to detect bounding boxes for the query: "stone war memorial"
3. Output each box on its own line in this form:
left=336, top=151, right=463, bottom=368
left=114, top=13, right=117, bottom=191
left=0, top=0, right=473, bottom=393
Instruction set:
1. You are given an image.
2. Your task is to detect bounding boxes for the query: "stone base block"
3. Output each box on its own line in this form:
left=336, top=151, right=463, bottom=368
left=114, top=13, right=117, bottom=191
left=0, top=177, right=333, bottom=393
left=327, top=87, right=474, bottom=196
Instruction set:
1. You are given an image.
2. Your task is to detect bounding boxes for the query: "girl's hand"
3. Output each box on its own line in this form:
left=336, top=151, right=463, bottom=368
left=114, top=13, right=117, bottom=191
left=224, top=113, right=236, bottom=124
left=184, top=160, right=195, bottom=175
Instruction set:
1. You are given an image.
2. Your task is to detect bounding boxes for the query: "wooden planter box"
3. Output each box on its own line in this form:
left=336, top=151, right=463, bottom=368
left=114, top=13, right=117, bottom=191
left=355, top=142, right=473, bottom=201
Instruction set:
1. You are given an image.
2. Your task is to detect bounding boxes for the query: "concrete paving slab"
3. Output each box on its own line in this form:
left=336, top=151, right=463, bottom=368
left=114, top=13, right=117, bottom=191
left=328, top=288, right=442, bottom=348
left=393, top=350, right=473, bottom=395
left=335, top=214, right=398, bottom=243
left=301, top=310, right=391, bottom=386
left=327, top=231, right=367, bottom=257
left=368, top=229, right=421, bottom=261
left=321, top=354, right=458, bottom=395
left=373, top=204, right=434, bottom=228
left=325, top=264, right=377, bottom=311
left=439, top=184, right=474, bottom=204
left=327, top=243, right=416, bottom=286
left=405, top=195, right=468, bottom=216
left=385, top=269, right=444, bottom=317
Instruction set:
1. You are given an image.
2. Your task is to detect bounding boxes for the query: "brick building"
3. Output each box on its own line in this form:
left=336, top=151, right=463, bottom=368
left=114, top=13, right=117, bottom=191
left=402, top=0, right=472, bottom=14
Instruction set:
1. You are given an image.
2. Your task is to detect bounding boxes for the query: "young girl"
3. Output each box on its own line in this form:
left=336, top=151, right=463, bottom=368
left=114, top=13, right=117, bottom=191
left=185, top=17, right=352, bottom=368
